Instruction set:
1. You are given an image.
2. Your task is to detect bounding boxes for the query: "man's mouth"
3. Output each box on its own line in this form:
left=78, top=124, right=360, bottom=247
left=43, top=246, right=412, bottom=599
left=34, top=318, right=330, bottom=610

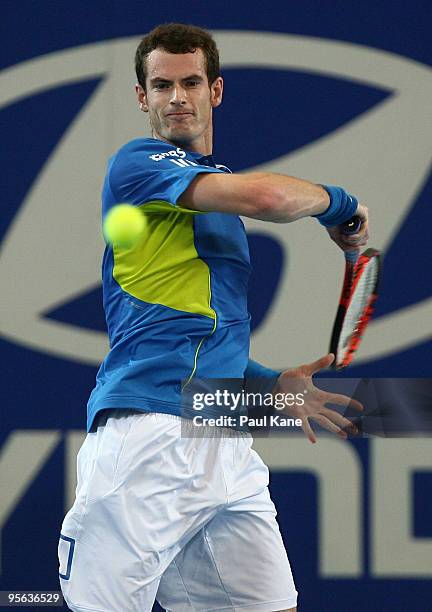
left=166, top=112, right=194, bottom=118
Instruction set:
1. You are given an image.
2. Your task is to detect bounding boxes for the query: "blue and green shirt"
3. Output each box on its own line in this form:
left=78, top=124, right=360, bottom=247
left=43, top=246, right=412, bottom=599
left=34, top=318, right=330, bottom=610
left=87, top=137, right=254, bottom=430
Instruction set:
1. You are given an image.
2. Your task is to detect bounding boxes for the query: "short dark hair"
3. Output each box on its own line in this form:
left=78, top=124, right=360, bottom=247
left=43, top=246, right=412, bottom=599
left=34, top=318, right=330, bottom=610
left=135, top=23, right=220, bottom=90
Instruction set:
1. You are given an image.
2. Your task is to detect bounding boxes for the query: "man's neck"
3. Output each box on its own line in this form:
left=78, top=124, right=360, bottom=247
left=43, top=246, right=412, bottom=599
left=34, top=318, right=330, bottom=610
left=151, top=129, right=213, bottom=156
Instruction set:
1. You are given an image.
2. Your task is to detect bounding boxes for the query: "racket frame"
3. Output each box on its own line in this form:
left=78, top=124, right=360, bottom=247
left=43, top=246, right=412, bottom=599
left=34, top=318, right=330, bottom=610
left=330, top=248, right=381, bottom=369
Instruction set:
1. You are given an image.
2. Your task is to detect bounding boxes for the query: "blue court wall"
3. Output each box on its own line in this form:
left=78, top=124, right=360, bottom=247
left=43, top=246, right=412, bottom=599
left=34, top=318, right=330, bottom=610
left=1, top=1, right=431, bottom=610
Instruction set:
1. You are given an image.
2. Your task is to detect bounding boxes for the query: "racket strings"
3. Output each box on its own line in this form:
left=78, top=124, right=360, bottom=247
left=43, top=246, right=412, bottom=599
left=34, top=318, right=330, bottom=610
left=337, top=257, right=379, bottom=362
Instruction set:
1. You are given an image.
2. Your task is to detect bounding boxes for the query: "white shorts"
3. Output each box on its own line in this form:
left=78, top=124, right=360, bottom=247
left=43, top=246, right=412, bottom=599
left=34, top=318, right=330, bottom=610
left=59, top=410, right=297, bottom=611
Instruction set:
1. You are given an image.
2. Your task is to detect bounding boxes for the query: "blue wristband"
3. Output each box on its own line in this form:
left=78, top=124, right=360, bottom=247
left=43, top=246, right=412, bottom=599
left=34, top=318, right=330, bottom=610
left=313, top=185, right=358, bottom=228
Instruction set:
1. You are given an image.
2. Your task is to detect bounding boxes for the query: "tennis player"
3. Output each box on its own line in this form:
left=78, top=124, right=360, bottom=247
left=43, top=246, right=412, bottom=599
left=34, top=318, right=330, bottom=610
left=58, top=23, right=369, bottom=612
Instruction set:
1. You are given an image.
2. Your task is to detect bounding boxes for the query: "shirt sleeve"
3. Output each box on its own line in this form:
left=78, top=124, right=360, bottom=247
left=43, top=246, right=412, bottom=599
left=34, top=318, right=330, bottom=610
left=243, top=359, right=281, bottom=395
left=104, top=139, right=222, bottom=213
left=244, top=359, right=281, bottom=379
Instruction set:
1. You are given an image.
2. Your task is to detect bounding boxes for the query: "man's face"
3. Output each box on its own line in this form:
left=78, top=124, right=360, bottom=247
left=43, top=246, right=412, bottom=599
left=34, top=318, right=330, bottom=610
left=136, top=48, right=223, bottom=150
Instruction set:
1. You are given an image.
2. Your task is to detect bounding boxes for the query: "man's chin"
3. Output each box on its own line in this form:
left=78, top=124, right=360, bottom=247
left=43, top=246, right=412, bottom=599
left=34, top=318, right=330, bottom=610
left=164, top=129, right=194, bottom=148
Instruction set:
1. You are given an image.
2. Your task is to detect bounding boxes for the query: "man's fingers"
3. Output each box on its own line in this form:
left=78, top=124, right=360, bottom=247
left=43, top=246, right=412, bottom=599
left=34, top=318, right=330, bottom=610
left=303, top=353, right=335, bottom=376
left=311, top=414, right=348, bottom=439
left=318, top=407, right=359, bottom=435
left=326, top=393, right=364, bottom=412
left=342, top=230, right=369, bottom=245
left=301, top=418, right=317, bottom=444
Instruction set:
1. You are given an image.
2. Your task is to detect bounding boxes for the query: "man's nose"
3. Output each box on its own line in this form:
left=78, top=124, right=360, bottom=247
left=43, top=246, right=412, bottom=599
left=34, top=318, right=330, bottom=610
left=170, top=84, right=187, bottom=105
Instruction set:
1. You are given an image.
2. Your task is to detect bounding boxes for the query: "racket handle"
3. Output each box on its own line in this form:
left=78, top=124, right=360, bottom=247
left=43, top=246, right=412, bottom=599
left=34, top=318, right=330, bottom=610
left=341, top=215, right=362, bottom=264
left=344, top=250, right=359, bottom=264
left=341, top=215, right=362, bottom=235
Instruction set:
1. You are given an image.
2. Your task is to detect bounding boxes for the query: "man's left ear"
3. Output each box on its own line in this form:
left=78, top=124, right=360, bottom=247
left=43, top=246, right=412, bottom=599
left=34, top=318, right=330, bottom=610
left=211, top=76, right=223, bottom=108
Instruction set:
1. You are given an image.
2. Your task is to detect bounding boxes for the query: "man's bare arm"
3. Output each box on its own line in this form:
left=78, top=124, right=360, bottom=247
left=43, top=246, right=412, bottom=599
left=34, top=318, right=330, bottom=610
left=179, top=172, right=330, bottom=222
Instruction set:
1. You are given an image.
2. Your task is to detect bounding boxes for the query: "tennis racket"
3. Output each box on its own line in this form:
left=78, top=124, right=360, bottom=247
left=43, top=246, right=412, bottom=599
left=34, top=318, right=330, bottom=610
left=329, top=216, right=381, bottom=369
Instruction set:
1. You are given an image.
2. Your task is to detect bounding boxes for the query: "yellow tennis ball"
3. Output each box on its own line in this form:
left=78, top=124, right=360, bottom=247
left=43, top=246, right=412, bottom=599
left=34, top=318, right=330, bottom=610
left=103, top=204, right=145, bottom=248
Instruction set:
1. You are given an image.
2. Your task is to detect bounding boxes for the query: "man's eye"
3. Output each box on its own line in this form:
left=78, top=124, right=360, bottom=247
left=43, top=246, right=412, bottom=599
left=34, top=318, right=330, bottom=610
left=155, top=83, right=169, bottom=90
left=186, top=80, right=199, bottom=87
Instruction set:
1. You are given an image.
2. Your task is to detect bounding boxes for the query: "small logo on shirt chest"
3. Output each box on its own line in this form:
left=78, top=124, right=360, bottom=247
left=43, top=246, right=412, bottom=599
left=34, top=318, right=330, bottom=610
left=149, top=147, right=187, bottom=162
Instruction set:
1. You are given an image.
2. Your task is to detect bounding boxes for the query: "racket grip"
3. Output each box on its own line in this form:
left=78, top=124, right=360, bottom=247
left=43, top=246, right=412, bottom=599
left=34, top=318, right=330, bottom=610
left=341, top=215, right=362, bottom=235
left=341, top=216, right=362, bottom=264
left=344, top=250, right=359, bottom=264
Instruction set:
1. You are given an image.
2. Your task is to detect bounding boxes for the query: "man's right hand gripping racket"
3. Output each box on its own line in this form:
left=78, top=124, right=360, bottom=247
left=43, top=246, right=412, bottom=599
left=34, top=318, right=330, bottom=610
left=329, top=216, right=381, bottom=369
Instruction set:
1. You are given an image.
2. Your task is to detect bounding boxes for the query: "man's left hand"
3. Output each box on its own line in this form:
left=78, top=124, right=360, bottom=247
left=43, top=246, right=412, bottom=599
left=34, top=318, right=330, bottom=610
left=273, top=353, right=363, bottom=443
